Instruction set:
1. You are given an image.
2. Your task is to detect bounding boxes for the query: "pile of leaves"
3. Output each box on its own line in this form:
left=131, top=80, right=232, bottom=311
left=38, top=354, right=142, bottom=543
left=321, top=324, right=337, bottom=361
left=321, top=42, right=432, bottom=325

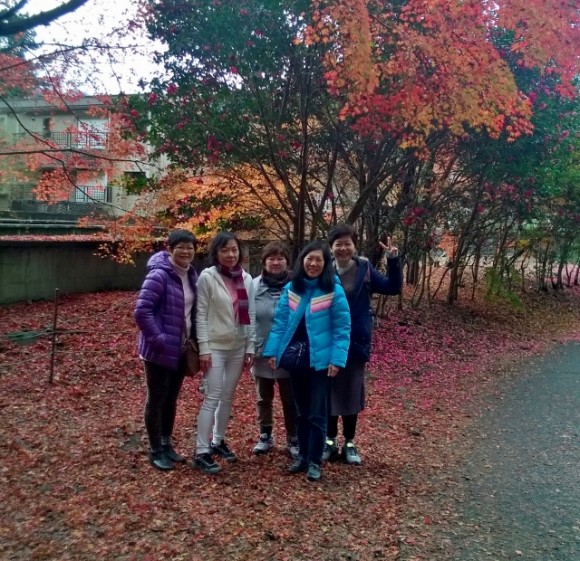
left=0, top=287, right=579, bottom=561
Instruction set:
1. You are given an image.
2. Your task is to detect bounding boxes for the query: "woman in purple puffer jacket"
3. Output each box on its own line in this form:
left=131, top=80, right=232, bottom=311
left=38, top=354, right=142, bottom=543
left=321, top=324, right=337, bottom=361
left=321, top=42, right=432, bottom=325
left=134, top=230, right=198, bottom=471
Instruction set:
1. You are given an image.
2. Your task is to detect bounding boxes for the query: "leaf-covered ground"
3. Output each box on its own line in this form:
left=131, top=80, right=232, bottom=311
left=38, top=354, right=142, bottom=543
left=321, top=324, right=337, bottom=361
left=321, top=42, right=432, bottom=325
left=1, top=286, right=579, bottom=561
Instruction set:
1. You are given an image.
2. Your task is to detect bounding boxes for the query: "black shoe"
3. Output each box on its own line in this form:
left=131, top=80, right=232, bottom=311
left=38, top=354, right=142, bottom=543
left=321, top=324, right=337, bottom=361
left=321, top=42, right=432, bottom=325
left=161, top=437, right=185, bottom=463
left=288, top=457, right=308, bottom=474
left=194, top=453, right=221, bottom=474
left=149, top=449, right=175, bottom=471
left=211, top=440, right=237, bottom=462
left=306, top=462, right=321, bottom=481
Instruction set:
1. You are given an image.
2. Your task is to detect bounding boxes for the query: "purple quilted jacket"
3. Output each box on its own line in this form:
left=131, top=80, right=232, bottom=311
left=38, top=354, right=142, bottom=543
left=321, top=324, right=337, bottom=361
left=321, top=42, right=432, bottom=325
left=134, top=251, right=198, bottom=370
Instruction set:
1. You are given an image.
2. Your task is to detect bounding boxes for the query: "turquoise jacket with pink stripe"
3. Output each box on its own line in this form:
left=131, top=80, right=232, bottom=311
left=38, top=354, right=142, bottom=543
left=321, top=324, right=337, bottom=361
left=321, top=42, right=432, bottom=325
left=263, top=277, right=351, bottom=371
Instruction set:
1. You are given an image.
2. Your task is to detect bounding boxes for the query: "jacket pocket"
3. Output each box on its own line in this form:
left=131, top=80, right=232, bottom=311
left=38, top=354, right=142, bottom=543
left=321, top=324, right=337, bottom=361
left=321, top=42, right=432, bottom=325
left=151, top=333, right=166, bottom=352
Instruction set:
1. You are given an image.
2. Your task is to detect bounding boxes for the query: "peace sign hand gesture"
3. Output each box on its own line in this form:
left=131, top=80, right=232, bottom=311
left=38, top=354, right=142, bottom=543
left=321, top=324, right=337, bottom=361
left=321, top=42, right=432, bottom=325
left=379, top=236, right=399, bottom=258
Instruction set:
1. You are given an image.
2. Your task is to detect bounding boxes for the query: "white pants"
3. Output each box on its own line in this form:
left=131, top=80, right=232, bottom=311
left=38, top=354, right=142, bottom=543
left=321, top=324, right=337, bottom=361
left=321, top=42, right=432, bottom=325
left=196, top=346, right=246, bottom=455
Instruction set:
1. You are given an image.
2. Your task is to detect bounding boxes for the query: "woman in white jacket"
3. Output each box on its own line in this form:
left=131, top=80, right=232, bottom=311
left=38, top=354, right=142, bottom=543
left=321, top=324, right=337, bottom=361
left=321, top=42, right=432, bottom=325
left=194, top=232, right=256, bottom=474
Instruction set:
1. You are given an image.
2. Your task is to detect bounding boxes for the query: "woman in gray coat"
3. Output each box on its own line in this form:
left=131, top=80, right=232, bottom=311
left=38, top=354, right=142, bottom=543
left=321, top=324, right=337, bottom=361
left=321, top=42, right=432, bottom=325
left=251, top=242, right=298, bottom=458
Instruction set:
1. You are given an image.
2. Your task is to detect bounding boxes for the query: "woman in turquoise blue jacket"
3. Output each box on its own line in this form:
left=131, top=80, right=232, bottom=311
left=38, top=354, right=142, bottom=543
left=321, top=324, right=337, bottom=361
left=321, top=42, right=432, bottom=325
left=263, top=240, right=351, bottom=482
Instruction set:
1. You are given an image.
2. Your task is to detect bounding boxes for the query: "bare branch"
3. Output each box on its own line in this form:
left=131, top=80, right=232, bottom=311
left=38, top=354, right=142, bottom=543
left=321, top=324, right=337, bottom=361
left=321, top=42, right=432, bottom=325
left=0, top=0, right=90, bottom=37
left=0, top=0, right=28, bottom=22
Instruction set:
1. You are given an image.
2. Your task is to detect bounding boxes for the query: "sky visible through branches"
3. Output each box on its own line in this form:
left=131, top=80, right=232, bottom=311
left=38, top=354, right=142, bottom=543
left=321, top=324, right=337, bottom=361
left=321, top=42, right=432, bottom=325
left=23, top=0, right=162, bottom=94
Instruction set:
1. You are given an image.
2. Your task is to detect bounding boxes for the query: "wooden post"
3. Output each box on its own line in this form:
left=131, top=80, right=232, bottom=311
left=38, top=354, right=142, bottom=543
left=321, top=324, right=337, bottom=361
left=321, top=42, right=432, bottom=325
left=49, top=288, right=59, bottom=384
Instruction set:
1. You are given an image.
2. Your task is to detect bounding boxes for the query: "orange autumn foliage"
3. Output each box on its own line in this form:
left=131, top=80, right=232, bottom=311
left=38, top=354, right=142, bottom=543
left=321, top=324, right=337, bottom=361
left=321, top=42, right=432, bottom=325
left=306, top=0, right=378, bottom=97
left=497, top=0, right=579, bottom=98
left=165, top=173, right=285, bottom=241
left=306, top=0, right=578, bottom=146
left=86, top=167, right=287, bottom=264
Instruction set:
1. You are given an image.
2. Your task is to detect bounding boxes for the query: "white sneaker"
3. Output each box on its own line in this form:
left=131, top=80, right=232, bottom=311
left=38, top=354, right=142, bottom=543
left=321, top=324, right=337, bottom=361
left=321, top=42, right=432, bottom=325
left=252, top=433, right=274, bottom=454
left=287, top=439, right=300, bottom=459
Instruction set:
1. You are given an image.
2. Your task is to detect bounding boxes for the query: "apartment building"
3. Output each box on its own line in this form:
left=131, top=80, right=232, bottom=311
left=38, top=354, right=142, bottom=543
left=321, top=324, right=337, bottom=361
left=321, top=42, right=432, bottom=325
left=0, top=95, right=149, bottom=222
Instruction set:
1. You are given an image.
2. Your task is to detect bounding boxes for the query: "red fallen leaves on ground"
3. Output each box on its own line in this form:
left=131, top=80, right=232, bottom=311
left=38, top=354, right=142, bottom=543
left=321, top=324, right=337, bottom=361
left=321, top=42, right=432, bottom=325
left=0, top=287, right=579, bottom=561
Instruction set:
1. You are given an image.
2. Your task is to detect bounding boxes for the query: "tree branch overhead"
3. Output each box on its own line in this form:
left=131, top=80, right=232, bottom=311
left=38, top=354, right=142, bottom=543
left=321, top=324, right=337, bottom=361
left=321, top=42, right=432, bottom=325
left=0, top=0, right=90, bottom=37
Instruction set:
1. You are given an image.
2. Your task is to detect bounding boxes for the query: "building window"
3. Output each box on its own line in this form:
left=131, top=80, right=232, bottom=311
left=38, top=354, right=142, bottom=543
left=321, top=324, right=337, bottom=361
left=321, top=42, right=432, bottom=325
left=76, top=184, right=110, bottom=203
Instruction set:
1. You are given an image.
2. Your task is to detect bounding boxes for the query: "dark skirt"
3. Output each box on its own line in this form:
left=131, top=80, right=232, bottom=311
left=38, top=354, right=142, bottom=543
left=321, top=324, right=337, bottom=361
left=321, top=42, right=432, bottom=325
left=329, top=356, right=366, bottom=416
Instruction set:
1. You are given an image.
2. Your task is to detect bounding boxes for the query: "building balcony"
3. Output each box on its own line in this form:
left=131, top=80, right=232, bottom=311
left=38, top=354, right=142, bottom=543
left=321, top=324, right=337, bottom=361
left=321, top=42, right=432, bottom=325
left=13, top=131, right=108, bottom=149
left=9, top=199, right=111, bottom=219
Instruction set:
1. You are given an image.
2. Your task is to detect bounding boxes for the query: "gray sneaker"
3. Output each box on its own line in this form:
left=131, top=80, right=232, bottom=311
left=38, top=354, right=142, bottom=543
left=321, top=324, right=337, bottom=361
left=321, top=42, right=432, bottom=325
left=342, top=441, right=362, bottom=465
left=287, top=439, right=299, bottom=459
left=253, top=433, right=274, bottom=455
left=306, top=462, right=322, bottom=482
left=322, top=438, right=340, bottom=462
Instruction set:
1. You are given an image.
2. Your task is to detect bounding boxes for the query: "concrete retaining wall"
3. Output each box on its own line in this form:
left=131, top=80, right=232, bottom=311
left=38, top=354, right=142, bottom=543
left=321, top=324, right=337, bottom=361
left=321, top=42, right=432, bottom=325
left=0, top=240, right=148, bottom=304
left=0, top=239, right=261, bottom=305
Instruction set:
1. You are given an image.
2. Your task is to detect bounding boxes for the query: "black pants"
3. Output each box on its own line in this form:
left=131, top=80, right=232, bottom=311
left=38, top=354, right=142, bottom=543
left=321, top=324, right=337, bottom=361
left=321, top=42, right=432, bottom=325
left=143, top=360, right=185, bottom=451
left=290, top=367, right=330, bottom=465
left=327, top=414, right=358, bottom=441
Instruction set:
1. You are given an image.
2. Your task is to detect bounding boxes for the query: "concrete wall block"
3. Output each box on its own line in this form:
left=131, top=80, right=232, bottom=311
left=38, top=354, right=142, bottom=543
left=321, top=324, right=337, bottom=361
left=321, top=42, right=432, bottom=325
left=0, top=242, right=147, bottom=304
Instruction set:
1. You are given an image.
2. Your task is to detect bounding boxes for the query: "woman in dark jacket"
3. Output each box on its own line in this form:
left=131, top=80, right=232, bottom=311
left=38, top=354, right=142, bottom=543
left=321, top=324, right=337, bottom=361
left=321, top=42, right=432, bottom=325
left=134, top=230, right=198, bottom=471
left=324, top=224, right=402, bottom=465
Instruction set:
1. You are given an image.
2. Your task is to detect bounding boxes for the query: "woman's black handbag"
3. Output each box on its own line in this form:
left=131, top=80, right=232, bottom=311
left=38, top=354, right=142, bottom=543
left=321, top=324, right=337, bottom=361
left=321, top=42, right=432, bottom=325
left=279, top=340, right=310, bottom=371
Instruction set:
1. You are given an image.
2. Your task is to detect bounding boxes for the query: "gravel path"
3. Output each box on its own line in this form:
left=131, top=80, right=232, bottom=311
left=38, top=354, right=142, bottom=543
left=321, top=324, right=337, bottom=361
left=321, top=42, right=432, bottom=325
left=448, top=341, right=580, bottom=560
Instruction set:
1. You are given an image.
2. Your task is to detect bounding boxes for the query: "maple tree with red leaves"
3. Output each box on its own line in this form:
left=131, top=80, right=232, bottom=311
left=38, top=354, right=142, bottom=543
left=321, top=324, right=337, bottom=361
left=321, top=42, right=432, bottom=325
left=74, top=166, right=293, bottom=264
left=0, top=279, right=578, bottom=560
left=307, top=0, right=578, bottom=144
left=118, top=0, right=578, bottom=297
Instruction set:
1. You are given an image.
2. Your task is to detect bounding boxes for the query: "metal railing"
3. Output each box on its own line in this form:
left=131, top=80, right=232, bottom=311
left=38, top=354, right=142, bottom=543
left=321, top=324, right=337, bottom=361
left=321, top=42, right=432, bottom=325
left=10, top=199, right=111, bottom=217
left=13, top=131, right=108, bottom=149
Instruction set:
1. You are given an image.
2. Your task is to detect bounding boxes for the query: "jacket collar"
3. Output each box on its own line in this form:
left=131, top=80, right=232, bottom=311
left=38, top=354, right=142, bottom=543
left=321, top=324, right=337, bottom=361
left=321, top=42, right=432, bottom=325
left=207, top=265, right=247, bottom=288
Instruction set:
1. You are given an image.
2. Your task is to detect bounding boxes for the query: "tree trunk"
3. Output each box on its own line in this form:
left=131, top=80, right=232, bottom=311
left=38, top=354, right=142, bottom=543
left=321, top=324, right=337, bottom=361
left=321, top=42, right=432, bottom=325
left=411, top=252, right=428, bottom=308
left=471, top=242, right=482, bottom=300
left=537, top=242, right=551, bottom=292
left=407, top=259, right=419, bottom=285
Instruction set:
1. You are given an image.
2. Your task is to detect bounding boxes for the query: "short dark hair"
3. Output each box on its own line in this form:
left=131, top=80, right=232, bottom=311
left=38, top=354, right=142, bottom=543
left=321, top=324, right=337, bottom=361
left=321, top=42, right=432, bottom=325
left=292, top=239, right=335, bottom=293
left=328, top=223, right=358, bottom=247
left=167, top=229, right=198, bottom=249
left=261, top=241, right=291, bottom=266
left=208, top=231, right=243, bottom=266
